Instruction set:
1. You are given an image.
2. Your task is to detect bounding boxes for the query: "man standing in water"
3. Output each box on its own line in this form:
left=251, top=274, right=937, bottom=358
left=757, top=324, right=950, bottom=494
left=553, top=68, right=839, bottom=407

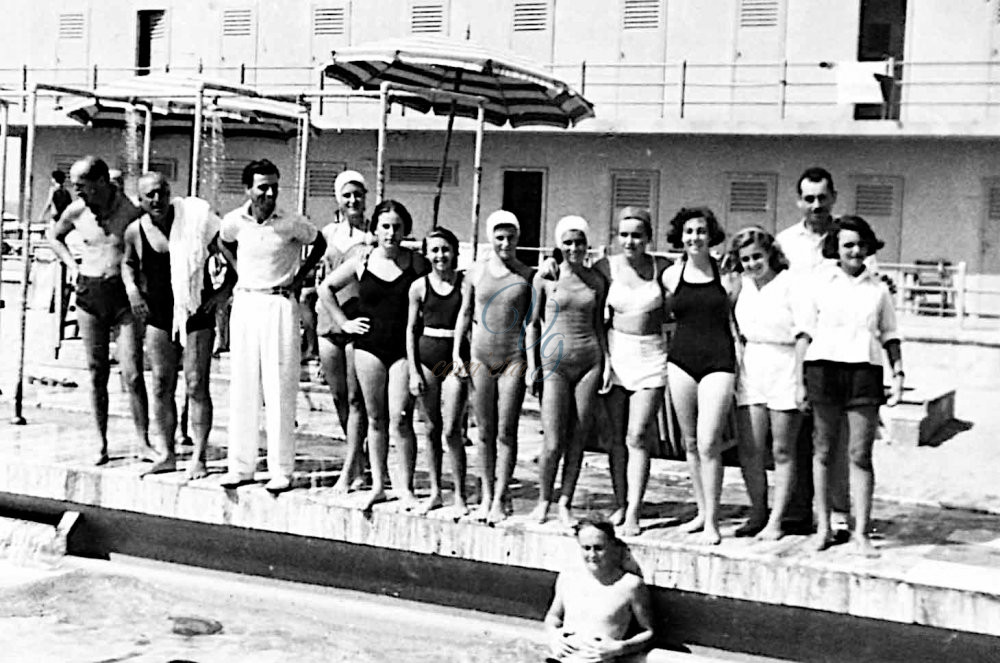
left=217, top=159, right=326, bottom=493
left=121, top=171, right=234, bottom=479
left=48, top=156, right=150, bottom=466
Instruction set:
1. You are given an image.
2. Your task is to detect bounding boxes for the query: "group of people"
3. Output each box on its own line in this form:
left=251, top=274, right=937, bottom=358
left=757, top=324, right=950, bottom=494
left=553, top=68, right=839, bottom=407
left=47, top=158, right=903, bottom=558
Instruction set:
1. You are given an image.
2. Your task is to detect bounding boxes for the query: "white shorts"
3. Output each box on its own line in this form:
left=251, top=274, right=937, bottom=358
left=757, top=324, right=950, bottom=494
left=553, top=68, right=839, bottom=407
left=736, top=342, right=797, bottom=411
left=609, top=328, right=667, bottom=391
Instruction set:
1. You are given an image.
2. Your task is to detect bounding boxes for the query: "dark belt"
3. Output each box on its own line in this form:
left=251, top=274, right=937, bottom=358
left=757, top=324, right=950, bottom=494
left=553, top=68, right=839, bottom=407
left=238, top=286, right=295, bottom=298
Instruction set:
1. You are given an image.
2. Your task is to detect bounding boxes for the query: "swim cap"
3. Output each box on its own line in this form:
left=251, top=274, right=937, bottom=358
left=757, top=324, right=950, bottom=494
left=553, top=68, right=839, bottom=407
left=554, top=215, right=590, bottom=246
left=486, top=209, right=520, bottom=235
left=334, top=170, right=366, bottom=196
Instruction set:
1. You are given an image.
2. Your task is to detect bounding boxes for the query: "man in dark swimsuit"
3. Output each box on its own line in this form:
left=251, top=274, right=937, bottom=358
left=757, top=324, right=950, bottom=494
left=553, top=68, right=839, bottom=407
left=48, top=156, right=150, bottom=466
left=122, top=171, right=234, bottom=479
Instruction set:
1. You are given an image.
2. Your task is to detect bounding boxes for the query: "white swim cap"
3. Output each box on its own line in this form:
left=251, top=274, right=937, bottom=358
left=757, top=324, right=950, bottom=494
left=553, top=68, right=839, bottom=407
left=554, top=215, right=589, bottom=246
left=486, top=209, right=520, bottom=235
left=334, top=170, right=367, bottom=196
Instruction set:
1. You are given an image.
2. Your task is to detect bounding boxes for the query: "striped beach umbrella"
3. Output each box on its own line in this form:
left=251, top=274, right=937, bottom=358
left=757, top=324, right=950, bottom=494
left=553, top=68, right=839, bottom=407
left=320, top=36, right=594, bottom=129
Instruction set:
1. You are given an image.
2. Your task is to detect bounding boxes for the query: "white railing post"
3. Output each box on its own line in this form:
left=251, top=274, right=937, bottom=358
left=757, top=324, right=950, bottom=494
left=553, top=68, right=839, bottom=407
left=955, top=261, right=967, bottom=328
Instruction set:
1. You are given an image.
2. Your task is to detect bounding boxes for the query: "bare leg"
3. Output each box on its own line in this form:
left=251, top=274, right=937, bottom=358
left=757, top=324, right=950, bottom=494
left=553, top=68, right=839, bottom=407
left=557, top=365, right=603, bottom=528
left=692, top=372, right=735, bottom=545
left=416, top=365, right=445, bottom=515
left=621, top=388, right=662, bottom=536
left=847, top=405, right=880, bottom=557
left=141, top=326, right=179, bottom=476
left=757, top=409, right=802, bottom=541
left=471, top=366, right=498, bottom=521
left=605, top=387, right=628, bottom=525
left=354, top=349, right=390, bottom=511
left=490, top=368, right=526, bottom=525
left=440, top=373, right=470, bottom=515
left=184, top=327, right=215, bottom=480
left=811, top=403, right=842, bottom=551
left=388, top=357, right=418, bottom=510
left=117, top=317, right=153, bottom=459
left=735, top=404, right=769, bottom=536
left=78, top=310, right=111, bottom=465
left=533, top=373, right=570, bottom=524
left=668, top=364, right=704, bottom=533
left=324, top=339, right=367, bottom=492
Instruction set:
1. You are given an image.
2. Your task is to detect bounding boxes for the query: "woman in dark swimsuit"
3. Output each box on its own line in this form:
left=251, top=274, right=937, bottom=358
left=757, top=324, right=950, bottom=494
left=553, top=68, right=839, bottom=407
left=454, top=210, right=535, bottom=525
left=406, top=227, right=470, bottom=516
left=663, top=207, right=737, bottom=545
left=320, top=200, right=428, bottom=512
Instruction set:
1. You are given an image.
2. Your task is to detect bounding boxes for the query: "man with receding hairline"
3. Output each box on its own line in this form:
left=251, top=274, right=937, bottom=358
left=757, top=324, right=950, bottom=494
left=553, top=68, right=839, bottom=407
left=48, top=156, right=150, bottom=466
left=121, top=171, right=234, bottom=479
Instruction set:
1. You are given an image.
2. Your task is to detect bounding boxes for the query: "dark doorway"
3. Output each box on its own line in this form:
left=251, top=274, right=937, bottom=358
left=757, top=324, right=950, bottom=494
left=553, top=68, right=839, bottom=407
left=136, top=10, right=167, bottom=76
left=501, top=170, right=545, bottom=266
left=855, top=0, right=906, bottom=120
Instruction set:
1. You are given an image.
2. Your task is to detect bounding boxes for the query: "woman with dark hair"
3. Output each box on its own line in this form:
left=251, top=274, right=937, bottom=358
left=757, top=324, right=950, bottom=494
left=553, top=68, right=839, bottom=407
left=406, top=226, right=470, bottom=515
left=319, top=199, right=429, bottom=511
left=727, top=226, right=805, bottom=540
left=454, top=210, right=535, bottom=525
left=663, top=207, right=736, bottom=545
left=526, top=215, right=608, bottom=528
left=798, top=215, right=903, bottom=557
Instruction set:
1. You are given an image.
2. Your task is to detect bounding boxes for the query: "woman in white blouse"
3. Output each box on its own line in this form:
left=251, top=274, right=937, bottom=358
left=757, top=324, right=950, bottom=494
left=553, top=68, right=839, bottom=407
left=728, top=227, right=805, bottom=541
left=796, top=216, right=904, bottom=557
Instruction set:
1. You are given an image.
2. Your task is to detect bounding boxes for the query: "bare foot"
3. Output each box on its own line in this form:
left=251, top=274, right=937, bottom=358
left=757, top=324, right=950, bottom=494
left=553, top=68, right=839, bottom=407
left=350, top=476, right=367, bottom=492
left=810, top=531, right=834, bottom=552
left=397, top=491, right=421, bottom=512
left=609, top=507, right=626, bottom=526
left=451, top=501, right=470, bottom=519
left=692, top=526, right=722, bottom=545
left=136, top=443, right=159, bottom=463
left=140, top=457, right=177, bottom=477
left=850, top=534, right=880, bottom=558
left=361, top=489, right=388, bottom=512
left=679, top=514, right=705, bottom=534
left=473, top=502, right=491, bottom=523
left=755, top=523, right=785, bottom=542
left=93, top=452, right=110, bottom=467
left=417, top=494, right=443, bottom=515
left=734, top=517, right=767, bottom=538
left=331, top=476, right=352, bottom=495
left=619, top=518, right=641, bottom=538
left=486, top=504, right=507, bottom=526
left=557, top=504, right=577, bottom=529
left=529, top=502, right=550, bottom=524
left=185, top=460, right=208, bottom=481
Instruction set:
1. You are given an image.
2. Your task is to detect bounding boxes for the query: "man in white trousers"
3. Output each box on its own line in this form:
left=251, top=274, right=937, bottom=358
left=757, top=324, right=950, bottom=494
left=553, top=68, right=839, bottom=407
left=217, top=159, right=326, bottom=493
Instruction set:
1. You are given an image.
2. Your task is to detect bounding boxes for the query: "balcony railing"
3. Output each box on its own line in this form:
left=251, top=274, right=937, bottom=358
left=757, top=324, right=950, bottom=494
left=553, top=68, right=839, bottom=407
left=4, top=59, right=1000, bottom=125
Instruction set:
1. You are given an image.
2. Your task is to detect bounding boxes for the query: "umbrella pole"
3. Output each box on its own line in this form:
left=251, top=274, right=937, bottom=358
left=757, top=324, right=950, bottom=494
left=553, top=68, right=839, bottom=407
left=470, top=102, right=484, bottom=261
left=142, top=105, right=152, bottom=172
left=297, top=111, right=310, bottom=216
left=431, top=101, right=456, bottom=230
left=190, top=85, right=204, bottom=197
left=12, top=86, right=37, bottom=425
left=0, top=102, right=8, bottom=349
left=376, top=82, right=389, bottom=204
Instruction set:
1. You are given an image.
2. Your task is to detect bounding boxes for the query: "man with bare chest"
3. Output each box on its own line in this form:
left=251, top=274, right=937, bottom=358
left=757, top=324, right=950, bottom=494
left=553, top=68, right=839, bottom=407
left=48, top=156, right=151, bottom=466
left=122, top=172, right=233, bottom=480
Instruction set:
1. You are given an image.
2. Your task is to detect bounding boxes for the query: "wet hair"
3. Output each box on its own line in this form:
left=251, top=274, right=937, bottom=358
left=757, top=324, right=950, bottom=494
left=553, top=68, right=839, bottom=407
left=617, top=206, right=653, bottom=240
left=797, top=166, right=836, bottom=196
left=822, top=215, right=884, bottom=259
left=573, top=518, right=622, bottom=547
left=51, top=170, right=66, bottom=184
left=666, top=206, right=725, bottom=249
left=370, top=199, right=414, bottom=236
left=422, top=226, right=460, bottom=264
left=241, top=158, right=280, bottom=188
left=726, top=226, right=789, bottom=274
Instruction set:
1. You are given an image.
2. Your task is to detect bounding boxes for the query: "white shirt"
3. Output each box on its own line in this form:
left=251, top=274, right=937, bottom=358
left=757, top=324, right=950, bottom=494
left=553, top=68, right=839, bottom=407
left=220, top=202, right=317, bottom=290
left=734, top=270, right=805, bottom=345
left=776, top=219, right=827, bottom=274
left=801, top=262, right=901, bottom=366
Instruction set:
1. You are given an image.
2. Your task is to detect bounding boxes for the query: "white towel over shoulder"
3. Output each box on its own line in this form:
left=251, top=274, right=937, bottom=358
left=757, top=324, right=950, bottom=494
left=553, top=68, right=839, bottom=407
left=168, top=196, right=221, bottom=344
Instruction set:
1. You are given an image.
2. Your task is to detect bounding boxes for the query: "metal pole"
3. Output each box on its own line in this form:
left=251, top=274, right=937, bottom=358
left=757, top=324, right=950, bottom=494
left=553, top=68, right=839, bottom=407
left=12, top=86, right=37, bottom=424
left=679, top=60, right=687, bottom=119
left=0, top=103, right=8, bottom=345
left=376, top=82, right=389, bottom=204
left=470, top=102, right=485, bottom=261
left=779, top=60, right=788, bottom=119
left=190, top=84, right=204, bottom=196
left=432, top=101, right=457, bottom=229
left=297, top=111, right=310, bottom=215
left=142, top=105, right=153, bottom=172
left=955, top=261, right=967, bottom=329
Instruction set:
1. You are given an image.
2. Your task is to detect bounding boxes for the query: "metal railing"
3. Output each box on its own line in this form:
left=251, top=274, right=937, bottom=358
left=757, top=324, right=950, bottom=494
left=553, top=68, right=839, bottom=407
left=6, top=58, right=1000, bottom=123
